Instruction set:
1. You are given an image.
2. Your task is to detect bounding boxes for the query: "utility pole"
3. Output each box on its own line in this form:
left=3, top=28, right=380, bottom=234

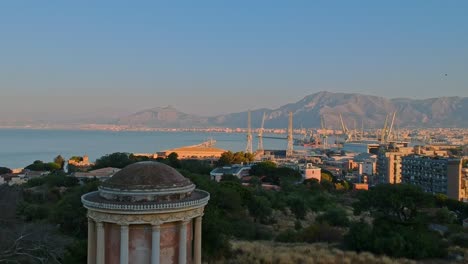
left=286, top=111, right=293, bottom=157
left=245, top=110, right=253, bottom=154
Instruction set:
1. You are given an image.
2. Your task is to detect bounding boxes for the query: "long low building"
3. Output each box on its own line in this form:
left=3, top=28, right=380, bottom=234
left=73, top=167, right=121, bottom=181
left=210, top=165, right=252, bottom=182
left=159, top=140, right=227, bottom=159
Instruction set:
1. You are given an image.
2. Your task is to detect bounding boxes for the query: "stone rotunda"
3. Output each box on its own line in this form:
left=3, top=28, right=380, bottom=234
left=81, top=161, right=210, bottom=264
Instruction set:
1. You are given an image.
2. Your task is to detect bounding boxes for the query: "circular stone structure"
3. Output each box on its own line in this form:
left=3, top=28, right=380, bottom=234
left=81, top=161, right=210, bottom=264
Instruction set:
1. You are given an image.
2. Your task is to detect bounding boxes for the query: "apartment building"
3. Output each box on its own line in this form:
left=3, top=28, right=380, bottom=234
left=376, top=143, right=414, bottom=184
left=402, top=155, right=466, bottom=201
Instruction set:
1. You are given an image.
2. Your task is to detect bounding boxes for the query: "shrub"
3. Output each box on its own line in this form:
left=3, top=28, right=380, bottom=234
left=316, top=207, right=350, bottom=227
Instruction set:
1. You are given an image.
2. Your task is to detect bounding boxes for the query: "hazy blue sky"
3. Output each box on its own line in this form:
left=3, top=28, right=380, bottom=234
left=0, top=0, right=467, bottom=119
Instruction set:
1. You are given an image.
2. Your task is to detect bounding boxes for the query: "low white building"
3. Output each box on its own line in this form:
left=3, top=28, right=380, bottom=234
left=73, top=167, right=121, bottom=181
left=300, top=163, right=321, bottom=181
left=210, top=165, right=251, bottom=182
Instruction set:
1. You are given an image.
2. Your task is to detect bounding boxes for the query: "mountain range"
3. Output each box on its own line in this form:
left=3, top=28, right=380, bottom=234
left=114, top=92, right=468, bottom=129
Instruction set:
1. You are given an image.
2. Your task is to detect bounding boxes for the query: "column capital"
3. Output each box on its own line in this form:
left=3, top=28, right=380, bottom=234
left=151, top=224, right=161, bottom=231
left=118, top=223, right=129, bottom=228
left=180, top=219, right=191, bottom=225
left=151, top=220, right=163, bottom=226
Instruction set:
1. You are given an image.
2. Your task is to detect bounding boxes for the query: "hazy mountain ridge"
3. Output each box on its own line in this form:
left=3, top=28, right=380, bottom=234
left=113, top=92, right=468, bottom=128
left=116, top=106, right=210, bottom=128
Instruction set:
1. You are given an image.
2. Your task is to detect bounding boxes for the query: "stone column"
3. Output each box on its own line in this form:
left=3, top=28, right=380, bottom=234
left=120, top=224, right=129, bottom=264
left=178, top=221, right=188, bottom=264
left=87, top=218, right=96, bottom=264
left=96, top=221, right=105, bottom=264
left=151, top=224, right=161, bottom=264
left=193, top=217, right=202, bottom=264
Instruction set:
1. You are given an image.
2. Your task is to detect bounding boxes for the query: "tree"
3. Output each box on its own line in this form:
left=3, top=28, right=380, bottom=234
left=250, top=161, right=277, bottom=177
left=353, top=184, right=433, bottom=224
left=298, top=222, right=343, bottom=243
left=345, top=221, right=374, bottom=252
left=217, top=151, right=254, bottom=166
left=346, top=184, right=449, bottom=259
left=54, top=155, right=65, bottom=169
left=316, top=207, right=350, bottom=227
left=247, top=195, right=272, bottom=223
left=320, top=172, right=333, bottom=182
left=217, top=151, right=234, bottom=166
left=0, top=167, right=12, bottom=175
left=166, top=152, right=181, bottom=168
left=433, top=207, right=457, bottom=224
left=288, top=197, right=307, bottom=219
left=25, top=160, right=60, bottom=171
left=93, top=152, right=134, bottom=169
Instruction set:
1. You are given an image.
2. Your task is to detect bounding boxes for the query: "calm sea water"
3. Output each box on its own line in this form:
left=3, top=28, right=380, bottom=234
left=0, top=129, right=292, bottom=169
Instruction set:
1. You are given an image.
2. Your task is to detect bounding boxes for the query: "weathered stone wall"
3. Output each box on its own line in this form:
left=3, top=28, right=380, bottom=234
left=129, top=225, right=152, bottom=264
left=105, top=223, right=120, bottom=264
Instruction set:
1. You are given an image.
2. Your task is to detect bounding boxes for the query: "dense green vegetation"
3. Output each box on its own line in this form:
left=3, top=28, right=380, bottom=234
left=216, top=151, right=254, bottom=166
left=25, top=160, right=61, bottom=171
left=0, top=166, right=12, bottom=174
left=346, top=184, right=451, bottom=259
left=12, top=153, right=468, bottom=263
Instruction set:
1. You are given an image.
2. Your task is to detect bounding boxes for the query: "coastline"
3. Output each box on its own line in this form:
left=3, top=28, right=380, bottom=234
left=0, top=125, right=288, bottom=134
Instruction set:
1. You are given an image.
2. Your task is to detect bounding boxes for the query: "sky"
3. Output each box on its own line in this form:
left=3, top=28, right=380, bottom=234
left=0, top=0, right=467, bottom=120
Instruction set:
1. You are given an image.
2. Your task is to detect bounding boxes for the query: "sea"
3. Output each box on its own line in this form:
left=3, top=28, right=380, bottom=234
left=0, top=129, right=294, bottom=169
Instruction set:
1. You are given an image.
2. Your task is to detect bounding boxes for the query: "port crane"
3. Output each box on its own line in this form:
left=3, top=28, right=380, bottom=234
left=379, top=111, right=397, bottom=143
left=387, top=111, right=396, bottom=142
left=321, top=114, right=328, bottom=149
left=380, top=114, right=389, bottom=143
left=257, top=112, right=266, bottom=152
left=339, top=113, right=352, bottom=142
left=245, top=111, right=253, bottom=154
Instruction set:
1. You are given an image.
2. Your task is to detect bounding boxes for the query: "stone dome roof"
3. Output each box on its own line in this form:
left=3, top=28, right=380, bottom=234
left=82, top=161, right=210, bottom=211
left=98, top=161, right=195, bottom=202
left=102, top=161, right=192, bottom=190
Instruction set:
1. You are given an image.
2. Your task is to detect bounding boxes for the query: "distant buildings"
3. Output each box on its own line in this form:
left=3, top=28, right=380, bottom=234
left=0, top=169, right=49, bottom=186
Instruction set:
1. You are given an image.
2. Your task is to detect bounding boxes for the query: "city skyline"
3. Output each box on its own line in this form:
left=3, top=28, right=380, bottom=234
left=0, top=1, right=467, bottom=119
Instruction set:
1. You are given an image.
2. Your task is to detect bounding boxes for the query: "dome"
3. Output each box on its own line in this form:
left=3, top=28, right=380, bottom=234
left=99, top=161, right=195, bottom=202
left=103, top=161, right=192, bottom=190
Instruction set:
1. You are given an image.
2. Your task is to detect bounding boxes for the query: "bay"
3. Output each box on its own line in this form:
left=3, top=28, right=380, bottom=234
left=0, top=129, right=291, bottom=169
